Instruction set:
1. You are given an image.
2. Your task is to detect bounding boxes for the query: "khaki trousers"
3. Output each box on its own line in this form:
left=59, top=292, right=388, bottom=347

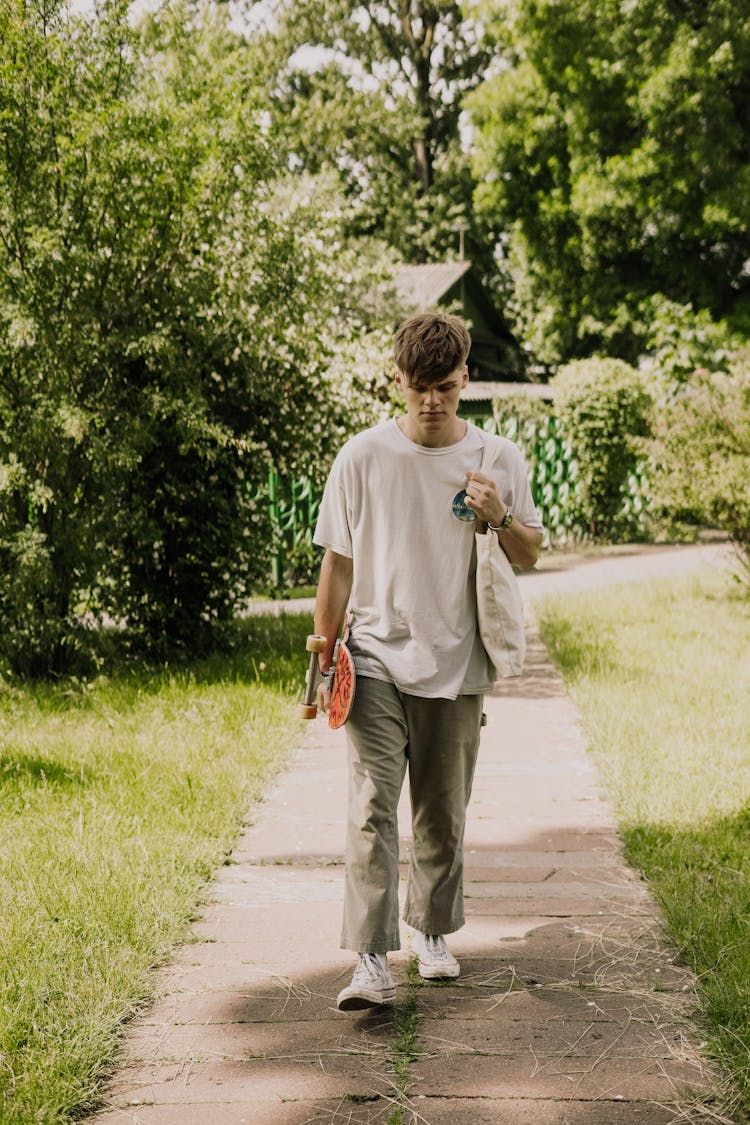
left=341, top=676, right=484, bottom=953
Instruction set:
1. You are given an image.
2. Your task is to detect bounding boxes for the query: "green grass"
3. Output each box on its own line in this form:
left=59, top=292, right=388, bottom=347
left=0, top=613, right=313, bottom=1125
left=536, top=571, right=750, bottom=1118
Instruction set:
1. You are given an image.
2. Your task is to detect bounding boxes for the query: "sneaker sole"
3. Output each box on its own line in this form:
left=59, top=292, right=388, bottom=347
left=417, top=960, right=460, bottom=981
left=337, top=987, right=396, bottom=1011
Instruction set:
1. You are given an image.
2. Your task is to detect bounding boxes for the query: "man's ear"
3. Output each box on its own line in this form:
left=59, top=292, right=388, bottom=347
left=394, top=369, right=406, bottom=392
left=461, top=364, right=470, bottom=388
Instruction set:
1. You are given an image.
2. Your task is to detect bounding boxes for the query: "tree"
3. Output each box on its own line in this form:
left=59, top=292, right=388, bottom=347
left=469, top=0, right=750, bottom=364
left=0, top=0, right=390, bottom=672
left=250, top=0, right=495, bottom=262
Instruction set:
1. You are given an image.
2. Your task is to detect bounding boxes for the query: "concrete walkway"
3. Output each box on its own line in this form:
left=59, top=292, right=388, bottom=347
left=93, top=543, right=734, bottom=1125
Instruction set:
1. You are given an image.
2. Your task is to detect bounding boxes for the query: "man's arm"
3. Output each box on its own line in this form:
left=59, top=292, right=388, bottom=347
left=313, top=549, right=354, bottom=709
left=465, top=470, right=543, bottom=571
left=487, top=517, right=543, bottom=571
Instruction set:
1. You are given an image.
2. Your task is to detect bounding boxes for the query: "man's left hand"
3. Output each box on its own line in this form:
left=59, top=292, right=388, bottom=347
left=464, top=470, right=506, bottom=526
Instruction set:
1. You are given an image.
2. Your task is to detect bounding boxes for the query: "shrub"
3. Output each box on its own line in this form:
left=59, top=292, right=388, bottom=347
left=552, top=358, right=654, bottom=540
left=649, top=359, right=750, bottom=583
left=0, top=3, right=393, bottom=670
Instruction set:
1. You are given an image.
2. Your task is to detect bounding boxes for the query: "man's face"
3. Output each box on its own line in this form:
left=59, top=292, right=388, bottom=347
left=395, top=364, right=469, bottom=430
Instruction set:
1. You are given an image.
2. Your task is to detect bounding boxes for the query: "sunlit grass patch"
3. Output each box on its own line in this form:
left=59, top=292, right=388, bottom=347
left=536, top=573, right=750, bottom=1115
left=0, top=613, right=313, bottom=1124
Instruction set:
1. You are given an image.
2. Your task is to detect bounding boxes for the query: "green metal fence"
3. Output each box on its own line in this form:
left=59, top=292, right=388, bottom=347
left=467, top=408, right=580, bottom=544
left=464, top=401, right=651, bottom=546
left=266, top=468, right=323, bottom=589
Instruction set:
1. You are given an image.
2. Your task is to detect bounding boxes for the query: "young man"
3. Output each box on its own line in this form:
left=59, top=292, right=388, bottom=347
left=313, top=311, right=543, bottom=1011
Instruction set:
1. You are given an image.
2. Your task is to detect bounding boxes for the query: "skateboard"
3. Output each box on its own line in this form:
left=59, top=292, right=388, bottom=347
left=298, top=627, right=356, bottom=729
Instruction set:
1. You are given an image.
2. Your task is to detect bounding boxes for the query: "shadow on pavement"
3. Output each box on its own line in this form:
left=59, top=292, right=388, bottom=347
left=92, top=826, right=726, bottom=1125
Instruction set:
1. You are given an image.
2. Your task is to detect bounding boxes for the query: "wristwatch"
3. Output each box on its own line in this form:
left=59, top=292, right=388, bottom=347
left=488, top=507, right=513, bottom=532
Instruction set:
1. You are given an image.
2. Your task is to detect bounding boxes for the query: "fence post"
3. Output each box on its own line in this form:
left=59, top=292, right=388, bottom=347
left=268, top=466, right=283, bottom=588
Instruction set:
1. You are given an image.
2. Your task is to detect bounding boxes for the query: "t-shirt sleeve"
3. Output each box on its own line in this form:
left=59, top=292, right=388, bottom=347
left=313, top=448, right=354, bottom=558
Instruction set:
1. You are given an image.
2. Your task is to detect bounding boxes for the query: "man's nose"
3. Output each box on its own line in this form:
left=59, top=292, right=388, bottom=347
left=424, top=386, right=440, bottom=405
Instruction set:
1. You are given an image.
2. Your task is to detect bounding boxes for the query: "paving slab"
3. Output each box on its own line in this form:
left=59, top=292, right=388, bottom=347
left=408, top=1053, right=711, bottom=1101
left=402, top=1099, right=718, bottom=1125
left=121, top=1017, right=397, bottom=1065
left=93, top=1101, right=405, bottom=1125
left=413, top=1015, right=691, bottom=1057
left=104, top=1056, right=403, bottom=1108
left=87, top=544, right=732, bottom=1125
left=413, top=987, right=696, bottom=1027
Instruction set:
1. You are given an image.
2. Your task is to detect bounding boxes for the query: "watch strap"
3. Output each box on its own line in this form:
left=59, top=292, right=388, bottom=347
left=488, top=507, right=513, bottom=531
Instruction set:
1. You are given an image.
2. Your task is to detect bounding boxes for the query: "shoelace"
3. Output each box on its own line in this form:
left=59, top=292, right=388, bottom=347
left=354, top=953, right=388, bottom=985
left=423, top=935, right=452, bottom=960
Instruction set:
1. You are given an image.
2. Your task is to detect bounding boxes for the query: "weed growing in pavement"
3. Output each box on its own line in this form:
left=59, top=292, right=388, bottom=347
left=385, top=959, right=423, bottom=1125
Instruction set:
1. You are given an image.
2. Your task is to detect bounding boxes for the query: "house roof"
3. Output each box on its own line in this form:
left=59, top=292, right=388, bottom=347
left=393, top=261, right=472, bottom=310
left=461, top=381, right=554, bottom=401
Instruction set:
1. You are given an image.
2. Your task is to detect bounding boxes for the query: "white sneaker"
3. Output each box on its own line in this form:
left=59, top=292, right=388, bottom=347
left=411, top=931, right=460, bottom=980
left=336, top=953, right=396, bottom=1011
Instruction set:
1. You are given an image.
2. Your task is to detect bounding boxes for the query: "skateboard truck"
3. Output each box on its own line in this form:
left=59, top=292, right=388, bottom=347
left=299, top=634, right=328, bottom=719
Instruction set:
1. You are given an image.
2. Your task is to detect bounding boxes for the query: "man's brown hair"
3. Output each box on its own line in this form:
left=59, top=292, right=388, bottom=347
left=393, top=311, right=471, bottom=384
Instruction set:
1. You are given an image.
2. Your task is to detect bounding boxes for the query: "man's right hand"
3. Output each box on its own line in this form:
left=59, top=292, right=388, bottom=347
left=316, top=670, right=333, bottom=714
left=313, top=548, right=353, bottom=717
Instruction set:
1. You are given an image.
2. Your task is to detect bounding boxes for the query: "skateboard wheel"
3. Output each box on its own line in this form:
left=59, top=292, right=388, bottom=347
left=305, top=635, right=327, bottom=653
left=298, top=703, right=318, bottom=719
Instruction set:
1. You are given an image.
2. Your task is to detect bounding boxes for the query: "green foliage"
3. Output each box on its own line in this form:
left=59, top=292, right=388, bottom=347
left=649, top=360, right=750, bottom=580
left=552, top=358, right=654, bottom=539
left=625, top=810, right=750, bottom=1116
left=252, top=0, right=496, bottom=264
left=0, top=1, right=393, bottom=671
left=636, top=295, right=739, bottom=389
left=469, top=0, right=750, bottom=364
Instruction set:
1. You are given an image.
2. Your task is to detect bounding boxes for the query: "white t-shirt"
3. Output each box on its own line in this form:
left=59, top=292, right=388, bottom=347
left=313, top=419, right=543, bottom=700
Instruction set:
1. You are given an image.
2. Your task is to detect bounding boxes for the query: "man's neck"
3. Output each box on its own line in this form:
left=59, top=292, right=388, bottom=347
left=397, top=416, right=467, bottom=448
